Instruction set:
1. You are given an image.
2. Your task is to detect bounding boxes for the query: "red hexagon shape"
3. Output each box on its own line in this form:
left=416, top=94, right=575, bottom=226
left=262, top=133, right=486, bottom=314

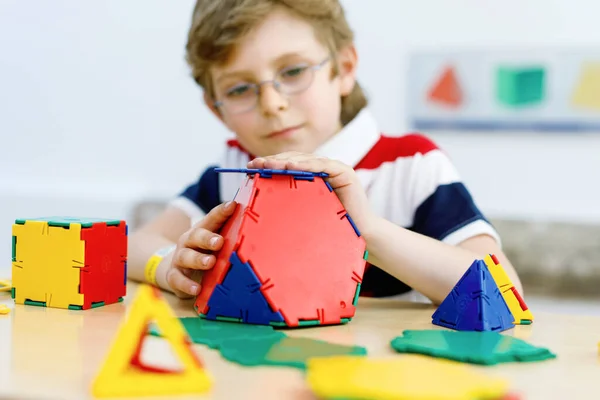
left=194, top=171, right=367, bottom=327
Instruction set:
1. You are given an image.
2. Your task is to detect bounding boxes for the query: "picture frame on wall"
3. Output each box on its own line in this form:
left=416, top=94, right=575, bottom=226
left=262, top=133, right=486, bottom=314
left=406, top=48, right=600, bottom=132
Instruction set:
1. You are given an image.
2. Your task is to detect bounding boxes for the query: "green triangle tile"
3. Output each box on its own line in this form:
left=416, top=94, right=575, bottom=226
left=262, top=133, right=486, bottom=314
left=390, top=329, right=556, bottom=365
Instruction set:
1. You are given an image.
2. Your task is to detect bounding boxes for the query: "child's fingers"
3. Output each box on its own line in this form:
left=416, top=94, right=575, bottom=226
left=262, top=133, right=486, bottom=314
left=250, top=153, right=322, bottom=171
left=173, top=247, right=215, bottom=270
left=166, top=267, right=200, bottom=298
left=194, top=201, right=237, bottom=233
left=184, top=226, right=222, bottom=252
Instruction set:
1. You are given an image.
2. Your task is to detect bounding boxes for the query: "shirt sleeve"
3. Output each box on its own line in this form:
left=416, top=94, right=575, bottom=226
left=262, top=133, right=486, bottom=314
left=406, top=136, right=501, bottom=246
left=168, top=165, right=222, bottom=223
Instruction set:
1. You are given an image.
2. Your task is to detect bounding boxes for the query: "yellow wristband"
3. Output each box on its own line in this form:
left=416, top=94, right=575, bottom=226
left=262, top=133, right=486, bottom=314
left=145, top=245, right=176, bottom=286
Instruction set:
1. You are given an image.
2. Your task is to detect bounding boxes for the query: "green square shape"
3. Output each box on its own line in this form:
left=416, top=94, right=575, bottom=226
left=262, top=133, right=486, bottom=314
left=496, top=66, right=546, bottom=106
left=14, top=216, right=122, bottom=228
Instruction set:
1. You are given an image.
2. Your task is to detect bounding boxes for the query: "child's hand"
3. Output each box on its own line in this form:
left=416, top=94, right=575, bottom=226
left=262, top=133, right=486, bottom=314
left=247, top=152, right=374, bottom=235
left=165, top=201, right=237, bottom=298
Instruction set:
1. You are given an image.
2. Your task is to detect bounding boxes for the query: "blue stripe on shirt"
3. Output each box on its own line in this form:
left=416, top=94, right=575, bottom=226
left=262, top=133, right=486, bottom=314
left=180, top=165, right=222, bottom=214
left=408, top=182, right=489, bottom=240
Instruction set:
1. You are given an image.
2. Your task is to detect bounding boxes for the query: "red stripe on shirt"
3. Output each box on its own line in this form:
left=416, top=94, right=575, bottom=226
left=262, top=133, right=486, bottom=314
left=355, top=133, right=439, bottom=170
left=227, top=139, right=255, bottom=159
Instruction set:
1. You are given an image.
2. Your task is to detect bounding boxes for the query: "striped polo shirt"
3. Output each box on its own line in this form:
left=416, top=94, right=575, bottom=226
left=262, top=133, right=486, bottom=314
left=170, top=108, right=500, bottom=299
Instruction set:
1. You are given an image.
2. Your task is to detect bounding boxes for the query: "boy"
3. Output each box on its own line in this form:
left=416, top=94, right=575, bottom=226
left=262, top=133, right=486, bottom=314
left=128, top=0, right=523, bottom=305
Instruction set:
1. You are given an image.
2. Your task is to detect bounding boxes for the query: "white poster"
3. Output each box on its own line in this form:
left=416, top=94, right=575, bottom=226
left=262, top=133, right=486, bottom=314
left=406, top=48, right=600, bottom=132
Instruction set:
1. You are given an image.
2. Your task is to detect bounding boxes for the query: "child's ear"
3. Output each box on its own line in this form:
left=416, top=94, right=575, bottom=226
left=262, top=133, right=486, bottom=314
left=337, top=44, right=358, bottom=96
left=203, top=91, right=225, bottom=122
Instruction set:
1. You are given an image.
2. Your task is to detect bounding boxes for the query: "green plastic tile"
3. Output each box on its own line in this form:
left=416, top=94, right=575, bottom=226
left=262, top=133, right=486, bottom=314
left=298, top=319, right=321, bottom=327
left=220, top=336, right=367, bottom=369
left=24, top=299, right=46, bottom=307
left=11, top=287, right=15, bottom=299
left=520, top=319, right=533, bottom=325
left=340, top=318, right=352, bottom=324
left=352, top=283, right=361, bottom=306
left=215, top=315, right=242, bottom=323
left=11, top=235, right=16, bottom=262
left=496, top=66, right=546, bottom=107
left=69, top=305, right=83, bottom=310
left=390, top=329, right=556, bottom=365
left=149, top=317, right=367, bottom=370
left=91, top=301, right=105, bottom=309
left=150, top=317, right=285, bottom=349
left=14, top=217, right=122, bottom=228
left=269, top=321, right=288, bottom=327
left=363, top=250, right=369, bottom=260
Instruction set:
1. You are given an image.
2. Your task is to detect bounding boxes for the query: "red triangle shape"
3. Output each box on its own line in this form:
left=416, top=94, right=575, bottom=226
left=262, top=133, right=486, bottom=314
left=427, top=65, right=463, bottom=107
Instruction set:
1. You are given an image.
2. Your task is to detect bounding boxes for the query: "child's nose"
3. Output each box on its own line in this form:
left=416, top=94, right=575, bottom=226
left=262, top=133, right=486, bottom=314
left=258, top=83, right=288, bottom=115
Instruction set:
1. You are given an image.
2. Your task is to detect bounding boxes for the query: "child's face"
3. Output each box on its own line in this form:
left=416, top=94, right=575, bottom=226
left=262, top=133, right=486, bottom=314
left=206, top=8, right=357, bottom=157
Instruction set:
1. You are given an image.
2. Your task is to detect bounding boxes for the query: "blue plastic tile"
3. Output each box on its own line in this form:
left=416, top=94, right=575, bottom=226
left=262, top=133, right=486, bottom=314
left=432, top=259, right=514, bottom=332
left=344, top=213, right=361, bottom=237
left=215, top=168, right=328, bottom=179
left=205, top=251, right=285, bottom=325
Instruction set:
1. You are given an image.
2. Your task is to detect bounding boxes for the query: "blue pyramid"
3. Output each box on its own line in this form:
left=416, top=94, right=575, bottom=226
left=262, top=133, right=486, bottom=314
left=432, top=259, right=514, bottom=332
left=205, top=251, right=284, bottom=325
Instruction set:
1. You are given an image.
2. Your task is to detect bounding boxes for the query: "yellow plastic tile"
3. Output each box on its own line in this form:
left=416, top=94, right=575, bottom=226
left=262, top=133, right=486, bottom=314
left=484, top=254, right=533, bottom=324
left=0, top=279, right=11, bottom=292
left=91, top=284, right=212, bottom=397
left=306, top=355, right=509, bottom=400
left=12, top=221, right=84, bottom=308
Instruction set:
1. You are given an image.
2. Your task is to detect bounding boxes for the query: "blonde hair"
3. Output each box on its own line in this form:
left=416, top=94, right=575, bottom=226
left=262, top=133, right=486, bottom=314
left=185, top=0, right=368, bottom=126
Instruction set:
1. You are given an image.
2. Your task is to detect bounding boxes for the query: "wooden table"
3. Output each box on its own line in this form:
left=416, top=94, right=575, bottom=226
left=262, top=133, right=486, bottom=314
left=0, top=281, right=598, bottom=400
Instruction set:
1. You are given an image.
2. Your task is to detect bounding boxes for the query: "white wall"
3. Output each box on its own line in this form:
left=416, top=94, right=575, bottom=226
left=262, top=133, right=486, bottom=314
left=1, top=0, right=600, bottom=274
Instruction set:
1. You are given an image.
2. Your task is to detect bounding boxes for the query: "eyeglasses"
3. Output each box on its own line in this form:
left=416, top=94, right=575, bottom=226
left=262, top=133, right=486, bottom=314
left=213, top=57, right=331, bottom=115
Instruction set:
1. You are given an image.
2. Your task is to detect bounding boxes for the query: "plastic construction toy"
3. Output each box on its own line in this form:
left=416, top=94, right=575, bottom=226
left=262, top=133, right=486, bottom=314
left=11, top=217, right=127, bottom=310
left=305, top=354, right=510, bottom=400
left=432, top=257, right=515, bottom=332
left=391, top=330, right=556, bottom=365
left=483, top=254, right=533, bottom=325
left=194, top=168, right=368, bottom=328
left=91, top=284, right=212, bottom=397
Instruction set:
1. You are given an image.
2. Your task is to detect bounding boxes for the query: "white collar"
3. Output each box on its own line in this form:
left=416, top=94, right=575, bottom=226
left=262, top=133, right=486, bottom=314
left=313, top=107, right=381, bottom=167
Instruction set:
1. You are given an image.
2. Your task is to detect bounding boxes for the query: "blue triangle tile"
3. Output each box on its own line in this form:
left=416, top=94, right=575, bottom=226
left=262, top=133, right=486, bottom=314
left=432, top=259, right=514, bottom=332
left=205, top=251, right=284, bottom=325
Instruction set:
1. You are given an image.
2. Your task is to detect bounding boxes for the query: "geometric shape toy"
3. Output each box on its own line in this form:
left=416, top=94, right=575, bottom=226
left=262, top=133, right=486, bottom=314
left=219, top=335, right=367, bottom=369
left=194, top=169, right=367, bottom=328
left=483, top=254, right=533, bottom=325
left=12, top=217, right=127, bottom=309
left=571, top=62, right=600, bottom=111
left=205, top=251, right=285, bottom=325
left=432, top=259, right=514, bottom=332
left=91, top=285, right=212, bottom=397
left=390, top=329, right=556, bottom=365
left=305, top=354, right=510, bottom=400
left=149, top=317, right=286, bottom=349
left=496, top=65, right=546, bottom=107
left=427, top=65, right=463, bottom=108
